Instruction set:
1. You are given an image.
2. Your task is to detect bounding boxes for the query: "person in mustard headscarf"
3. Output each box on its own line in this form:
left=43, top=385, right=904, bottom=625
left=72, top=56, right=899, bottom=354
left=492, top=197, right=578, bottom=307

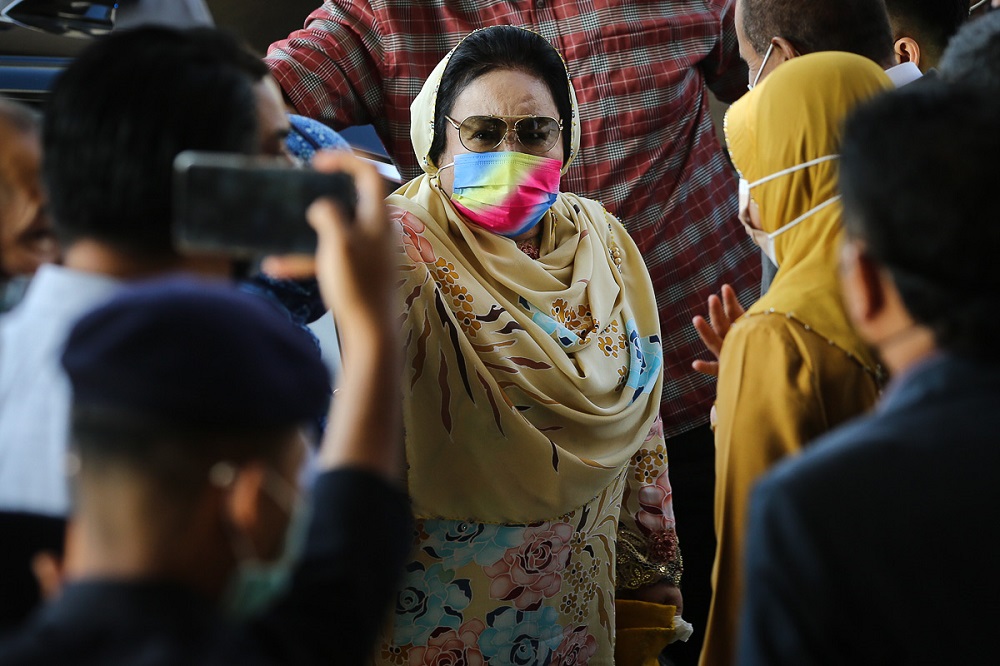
left=378, top=25, right=686, bottom=665
left=698, top=52, right=892, bottom=666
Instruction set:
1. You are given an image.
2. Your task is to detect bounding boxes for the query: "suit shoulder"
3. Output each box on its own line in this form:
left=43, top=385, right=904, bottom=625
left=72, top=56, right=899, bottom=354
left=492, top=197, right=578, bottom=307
left=761, top=413, right=890, bottom=498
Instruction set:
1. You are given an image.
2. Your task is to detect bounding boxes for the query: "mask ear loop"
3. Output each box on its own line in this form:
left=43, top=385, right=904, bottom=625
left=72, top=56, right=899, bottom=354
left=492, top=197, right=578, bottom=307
left=430, top=161, right=454, bottom=190
left=209, top=461, right=260, bottom=564
left=749, top=42, right=774, bottom=90
left=746, top=154, right=839, bottom=190
left=767, top=195, right=843, bottom=242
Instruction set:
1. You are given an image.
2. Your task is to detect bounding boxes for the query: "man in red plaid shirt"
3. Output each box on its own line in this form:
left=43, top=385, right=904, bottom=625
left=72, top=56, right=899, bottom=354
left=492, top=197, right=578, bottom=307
left=266, top=1, right=758, bottom=661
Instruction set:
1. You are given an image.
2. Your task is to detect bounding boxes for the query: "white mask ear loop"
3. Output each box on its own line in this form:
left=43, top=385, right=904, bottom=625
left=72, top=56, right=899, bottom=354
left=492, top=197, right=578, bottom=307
left=749, top=42, right=774, bottom=90
left=768, top=195, right=842, bottom=242
left=746, top=154, right=840, bottom=190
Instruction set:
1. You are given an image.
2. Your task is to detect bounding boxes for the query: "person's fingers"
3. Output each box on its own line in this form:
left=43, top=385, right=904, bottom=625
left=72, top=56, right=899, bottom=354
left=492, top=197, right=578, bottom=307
left=707, top=294, right=731, bottom=338
left=311, top=150, right=387, bottom=236
left=720, top=283, right=744, bottom=322
left=693, top=315, right=723, bottom=357
left=692, top=359, right=720, bottom=377
left=31, top=551, right=64, bottom=602
left=259, top=255, right=317, bottom=280
left=306, top=198, right=347, bottom=250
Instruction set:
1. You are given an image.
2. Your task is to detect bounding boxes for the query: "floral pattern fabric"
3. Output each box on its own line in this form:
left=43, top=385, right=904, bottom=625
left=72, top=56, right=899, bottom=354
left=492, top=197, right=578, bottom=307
left=377, top=187, right=681, bottom=663
left=376, top=415, right=680, bottom=665
left=379, top=473, right=625, bottom=665
left=379, top=55, right=677, bottom=657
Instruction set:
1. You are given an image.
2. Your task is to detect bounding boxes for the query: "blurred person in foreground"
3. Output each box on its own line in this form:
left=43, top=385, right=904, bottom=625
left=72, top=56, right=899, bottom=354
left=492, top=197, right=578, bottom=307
left=940, top=6, right=1000, bottom=87
left=0, top=27, right=294, bottom=520
left=0, top=151, right=411, bottom=665
left=0, top=26, right=321, bottom=629
left=738, top=82, right=1000, bottom=666
left=699, top=53, right=892, bottom=666
left=0, top=98, right=57, bottom=312
left=379, top=26, right=683, bottom=665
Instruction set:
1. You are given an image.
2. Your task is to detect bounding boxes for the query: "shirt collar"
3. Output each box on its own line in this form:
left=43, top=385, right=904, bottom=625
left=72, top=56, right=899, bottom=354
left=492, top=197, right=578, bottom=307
left=884, top=61, right=923, bottom=88
left=14, top=264, right=121, bottom=318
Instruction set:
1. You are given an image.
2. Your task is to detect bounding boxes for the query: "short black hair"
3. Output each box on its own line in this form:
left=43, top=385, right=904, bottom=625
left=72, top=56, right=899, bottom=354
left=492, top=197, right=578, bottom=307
left=70, top=405, right=296, bottom=498
left=939, top=9, right=1000, bottom=89
left=741, top=0, right=895, bottom=67
left=428, top=26, right=573, bottom=167
left=884, top=0, right=968, bottom=65
left=840, top=82, right=1000, bottom=359
left=43, top=27, right=268, bottom=257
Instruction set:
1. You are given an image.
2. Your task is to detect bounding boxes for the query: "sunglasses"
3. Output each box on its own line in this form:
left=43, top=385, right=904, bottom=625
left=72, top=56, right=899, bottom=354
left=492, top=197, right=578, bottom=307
left=445, top=115, right=563, bottom=154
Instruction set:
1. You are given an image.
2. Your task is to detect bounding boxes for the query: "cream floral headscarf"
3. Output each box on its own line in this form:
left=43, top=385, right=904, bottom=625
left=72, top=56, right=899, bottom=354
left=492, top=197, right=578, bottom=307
left=389, top=26, right=664, bottom=522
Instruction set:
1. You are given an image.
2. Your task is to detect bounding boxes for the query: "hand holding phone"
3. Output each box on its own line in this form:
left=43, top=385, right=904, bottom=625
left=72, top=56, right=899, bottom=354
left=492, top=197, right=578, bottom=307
left=173, top=151, right=357, bottom=257
left=293, top=152, right=398, bottom=343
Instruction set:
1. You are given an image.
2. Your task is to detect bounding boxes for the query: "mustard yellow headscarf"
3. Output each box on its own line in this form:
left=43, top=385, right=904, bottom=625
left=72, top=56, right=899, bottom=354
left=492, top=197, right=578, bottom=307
left=724, top=51, right=891, bottom=372
left=389, top=27, right=663, bottom=522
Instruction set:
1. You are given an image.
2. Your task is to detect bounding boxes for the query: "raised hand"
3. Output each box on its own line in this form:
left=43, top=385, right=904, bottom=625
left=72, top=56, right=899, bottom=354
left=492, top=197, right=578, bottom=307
left=691, top=284, right=745, bottom=376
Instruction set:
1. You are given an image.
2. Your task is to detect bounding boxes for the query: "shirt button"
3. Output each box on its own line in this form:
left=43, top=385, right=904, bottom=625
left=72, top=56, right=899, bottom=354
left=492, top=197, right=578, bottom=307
left=536, top=0, right=543, bottom=7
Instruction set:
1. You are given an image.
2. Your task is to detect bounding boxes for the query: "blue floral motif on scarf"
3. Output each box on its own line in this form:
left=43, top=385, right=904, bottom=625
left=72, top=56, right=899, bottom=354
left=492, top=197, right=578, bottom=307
left=393, top=562, right=473, bottom=646
left=479, top=606, right=563, bottom=666
left=422, top=520, right=526, bottom=569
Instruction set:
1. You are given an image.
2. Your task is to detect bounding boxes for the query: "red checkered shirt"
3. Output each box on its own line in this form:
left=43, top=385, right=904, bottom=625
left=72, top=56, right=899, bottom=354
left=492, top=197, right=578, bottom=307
left=266, top=0, right=760, bottom=437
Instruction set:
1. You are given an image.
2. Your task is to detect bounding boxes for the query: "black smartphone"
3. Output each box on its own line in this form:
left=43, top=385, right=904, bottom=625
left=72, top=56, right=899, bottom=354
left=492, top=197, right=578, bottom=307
left=172, top=151, right=358, bottom=257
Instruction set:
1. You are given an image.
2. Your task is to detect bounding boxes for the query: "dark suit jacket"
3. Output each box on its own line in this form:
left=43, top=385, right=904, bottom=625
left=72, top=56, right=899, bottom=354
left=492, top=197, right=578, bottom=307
left=0, top=469, right=412, bottom=666
left=738, top=353, right=1000, bottom=665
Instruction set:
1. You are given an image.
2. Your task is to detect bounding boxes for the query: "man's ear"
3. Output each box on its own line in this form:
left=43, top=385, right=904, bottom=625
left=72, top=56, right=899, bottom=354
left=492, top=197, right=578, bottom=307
left=772, top=36, right=800, bottom=62
left=894, top=37, right=921, bottom=69
left=841, top=243, right=886, bottom=328
left=31, top=551, right=65, bottom=602
left=214, top=462, right=267, bottom=532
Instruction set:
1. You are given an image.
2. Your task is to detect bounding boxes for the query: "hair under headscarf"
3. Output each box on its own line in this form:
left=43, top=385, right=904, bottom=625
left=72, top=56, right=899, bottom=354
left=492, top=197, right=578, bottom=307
left=409, top=26, right=582, bottom=176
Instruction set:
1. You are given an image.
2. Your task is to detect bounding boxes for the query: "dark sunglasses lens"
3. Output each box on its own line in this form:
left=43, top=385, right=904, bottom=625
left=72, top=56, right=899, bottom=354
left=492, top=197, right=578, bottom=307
left=459, top=117, right=508, bottom=151
left=515, top=117, right=560, bottom=152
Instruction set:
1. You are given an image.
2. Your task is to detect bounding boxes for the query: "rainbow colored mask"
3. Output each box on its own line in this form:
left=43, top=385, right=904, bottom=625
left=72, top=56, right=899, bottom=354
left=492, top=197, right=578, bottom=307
left=448, top=151, right=561, bottom=237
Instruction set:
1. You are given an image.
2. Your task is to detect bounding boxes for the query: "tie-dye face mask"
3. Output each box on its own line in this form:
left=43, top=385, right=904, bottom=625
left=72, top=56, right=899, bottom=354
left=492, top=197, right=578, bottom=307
left=447, top=151, right=562, bottom=237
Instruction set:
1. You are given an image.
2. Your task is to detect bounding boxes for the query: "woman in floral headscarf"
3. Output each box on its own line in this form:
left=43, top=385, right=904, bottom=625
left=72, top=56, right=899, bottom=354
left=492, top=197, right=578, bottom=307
left=378, top=26, right=684, bottom=665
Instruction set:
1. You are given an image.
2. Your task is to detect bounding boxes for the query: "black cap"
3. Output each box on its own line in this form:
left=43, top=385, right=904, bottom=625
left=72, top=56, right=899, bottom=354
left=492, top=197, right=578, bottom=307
left=61, top=277, right=330, bottom=430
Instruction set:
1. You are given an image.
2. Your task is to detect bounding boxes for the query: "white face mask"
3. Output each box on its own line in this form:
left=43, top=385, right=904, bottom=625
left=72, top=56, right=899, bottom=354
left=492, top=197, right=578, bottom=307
left=738, top=154, right=841, bottom=267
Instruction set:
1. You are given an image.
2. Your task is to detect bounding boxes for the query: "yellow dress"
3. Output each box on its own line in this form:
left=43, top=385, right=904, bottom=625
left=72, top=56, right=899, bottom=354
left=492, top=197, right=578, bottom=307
left=700, top=53, right=892, bottom=666
left=703, top=311, right=880, bottom=665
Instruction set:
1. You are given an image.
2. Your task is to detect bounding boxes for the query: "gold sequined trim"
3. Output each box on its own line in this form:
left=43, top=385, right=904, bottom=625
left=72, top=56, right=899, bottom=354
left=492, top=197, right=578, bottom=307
left=616, top=525, right=683, bottom=590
